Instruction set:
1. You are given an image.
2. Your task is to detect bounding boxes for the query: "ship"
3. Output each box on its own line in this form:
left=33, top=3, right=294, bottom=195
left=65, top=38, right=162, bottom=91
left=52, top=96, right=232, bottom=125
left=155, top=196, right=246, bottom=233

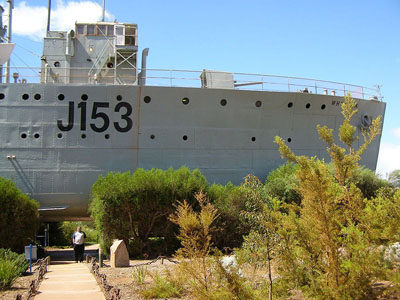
left=0, top=2, right=386, bottom=221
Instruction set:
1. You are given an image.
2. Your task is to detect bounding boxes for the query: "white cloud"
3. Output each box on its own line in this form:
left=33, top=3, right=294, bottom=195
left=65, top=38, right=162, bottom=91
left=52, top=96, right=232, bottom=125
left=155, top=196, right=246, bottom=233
left=376, top=142, right=400, bottom=178
left=392, top=128, right=400, bottom=139
left=8, top=0, right=113, bottom=41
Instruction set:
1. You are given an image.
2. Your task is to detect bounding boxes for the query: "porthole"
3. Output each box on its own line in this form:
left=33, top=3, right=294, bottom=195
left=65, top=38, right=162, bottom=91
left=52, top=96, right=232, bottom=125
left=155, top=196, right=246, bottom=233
left=81, top=134, right=86, bottom=139
left=22, top=94, right=29, bottom=100
left=34, top=133, right=40, bottom=139
left=57, top=133, right=62, bottom=139
left=220, top=99, right=227, bottom=106
left=183, top=135, right=188, bottom=141
left=20, top=133, right=27, bottom=139
left=105, top=134, right=110, bottom=139
left=58, top=94, right=65, bottom=101
left=0, top=93, right=5, bottom=100
left=34, top=94, right=41, bottom=100
left=255, top=100, right=262, bottom=107
left=288, top=102, right=293, bottom=108
left=144, top=96, right=151, bottom=103
left=116, top=95, right=122, bottom=101
left=287, top=138, right=292, bottom=143
left=306, top=103, right=311, bottom=109
left=150, top=134, right=155, bottom=139
left=54, top=61, right=60, bottom=67
left=107, top=62, right=114, bottom=68
left=251, top=137, right=256, bottom=142
left=182, top=97, right=189, bottom=105
left=321, top=104, right=326, bottom=110
left=81, top=94, right=88, bottom=101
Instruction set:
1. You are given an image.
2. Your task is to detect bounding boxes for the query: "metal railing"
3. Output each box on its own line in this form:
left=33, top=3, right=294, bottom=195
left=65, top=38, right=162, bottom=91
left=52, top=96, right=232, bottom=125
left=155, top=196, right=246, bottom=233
left=1, top=66, right=381, bottom=100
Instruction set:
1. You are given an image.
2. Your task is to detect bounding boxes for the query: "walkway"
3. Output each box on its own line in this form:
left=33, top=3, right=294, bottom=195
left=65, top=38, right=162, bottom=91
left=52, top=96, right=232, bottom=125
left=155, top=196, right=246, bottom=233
left=34, top=262, right=105, bottom=300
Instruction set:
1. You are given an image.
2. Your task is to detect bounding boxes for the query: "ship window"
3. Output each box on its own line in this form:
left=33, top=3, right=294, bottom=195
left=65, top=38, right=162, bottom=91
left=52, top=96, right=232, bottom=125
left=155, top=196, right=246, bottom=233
left=183, top=135, right=188, bottom=141
left=81, top=134, right=86, bottom=139
left=0, top=93, right=5, bottom=100
left=81, top=94, right=88, bottom=101
left=150, top=134, right=155, bottom=139
left=287, top=138, right=292, bottom=143
left=288, top=102, right=293, bottom=108
left=34, top=133, right=40, bottom=139
left=125, top=26, right=136, bottom=36
left=106, top=25, right=114, bottom=36
left=116, top=95, right=122, bottom=101
left=306, top=103, right=311, bottom=109
left=87, top=25, right=95, bottom=35
left=251, top=137, right=256, bottom=142
left=220, top=99, right=227, bottom=106
left=57, top=133, right=63, bottom=139
left=105, top=134, right=110, bottom=139
left=76, top=25, right=84, bottom=35
left=22, top=94, right=29, bottom=100
left=116, top=26, right=123, bottom=36
left=21, top=133, right=27, bottom=139
left=182, top=97, right=189, bottom=105
left=97, top=25, right=106, bottom=35
left=54, top=61, right=60, bottom=67
left=34, top=94, right=41, bottom=100
left=321, top=104, right=326, bottom=110
left=255, top=100, right=262, bottom=107
left=144, top=96, right=151, bottom=103
left=125, top=36, right=136, bottom=46
left=58, top=94, right=65, bottom=101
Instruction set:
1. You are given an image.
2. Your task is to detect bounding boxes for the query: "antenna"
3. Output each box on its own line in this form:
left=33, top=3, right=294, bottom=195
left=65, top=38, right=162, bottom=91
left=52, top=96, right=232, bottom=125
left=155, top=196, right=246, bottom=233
left=47, top=0, right=51, bottom=32
left=5, top=0, right=13, bottom=84
left=102, top=0, right=105, bottom=22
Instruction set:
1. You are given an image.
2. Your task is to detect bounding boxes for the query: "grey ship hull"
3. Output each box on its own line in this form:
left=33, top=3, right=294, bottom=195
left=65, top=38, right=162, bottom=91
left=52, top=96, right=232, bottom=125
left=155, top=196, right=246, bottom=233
left=0, top=84, right=386, bottom=220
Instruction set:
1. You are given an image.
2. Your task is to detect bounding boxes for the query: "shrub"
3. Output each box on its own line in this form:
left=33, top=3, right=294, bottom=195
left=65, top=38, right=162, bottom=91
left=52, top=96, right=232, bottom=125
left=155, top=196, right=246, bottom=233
left=141, top=272, right=183, bottom=299
left=89, top=167, right=208, bottom=257
left=0, top=178, right=39, bottom=252
left=208, top=183, right=248, bottom=248
left=0, top=249, right=28, bottom=290
left=273, top=95, right=383, bottom=299
left=264, top=162, right=301, bottom=205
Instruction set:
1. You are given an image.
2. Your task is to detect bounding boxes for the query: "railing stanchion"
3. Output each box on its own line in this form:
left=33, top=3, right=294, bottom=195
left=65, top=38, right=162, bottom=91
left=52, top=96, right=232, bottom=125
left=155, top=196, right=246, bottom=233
left=288, top=78, right=290, bottom=92
left=315, top=80, right=317, bottom=94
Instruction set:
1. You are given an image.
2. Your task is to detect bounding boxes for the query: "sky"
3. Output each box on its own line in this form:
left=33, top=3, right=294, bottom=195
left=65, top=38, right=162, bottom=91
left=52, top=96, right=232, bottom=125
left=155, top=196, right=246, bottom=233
left=1, top=0, right=399, bottom=178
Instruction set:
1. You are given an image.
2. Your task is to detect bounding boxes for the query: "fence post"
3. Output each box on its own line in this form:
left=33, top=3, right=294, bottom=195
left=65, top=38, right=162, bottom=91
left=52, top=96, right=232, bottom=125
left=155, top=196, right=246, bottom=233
left=29, top=244, right=32, bottom=273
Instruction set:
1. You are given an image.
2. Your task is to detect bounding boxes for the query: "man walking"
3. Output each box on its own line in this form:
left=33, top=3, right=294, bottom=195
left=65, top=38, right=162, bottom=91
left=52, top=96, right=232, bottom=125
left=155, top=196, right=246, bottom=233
left=72, top=226, right=86, bottom=263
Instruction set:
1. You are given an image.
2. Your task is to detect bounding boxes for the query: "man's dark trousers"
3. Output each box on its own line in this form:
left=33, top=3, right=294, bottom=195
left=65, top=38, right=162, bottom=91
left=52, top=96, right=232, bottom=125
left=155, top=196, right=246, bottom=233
left=74, top=244, right=85, bottom=262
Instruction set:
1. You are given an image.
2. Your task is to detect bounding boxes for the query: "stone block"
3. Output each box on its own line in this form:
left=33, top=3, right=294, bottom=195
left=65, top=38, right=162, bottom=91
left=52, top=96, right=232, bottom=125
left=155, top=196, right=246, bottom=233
left=110, top=240, right=129, bottom=268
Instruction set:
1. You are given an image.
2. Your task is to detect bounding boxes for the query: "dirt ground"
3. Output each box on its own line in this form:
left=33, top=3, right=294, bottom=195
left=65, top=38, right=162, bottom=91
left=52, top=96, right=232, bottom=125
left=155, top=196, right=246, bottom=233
left=0, top=270, right=36, bottom=300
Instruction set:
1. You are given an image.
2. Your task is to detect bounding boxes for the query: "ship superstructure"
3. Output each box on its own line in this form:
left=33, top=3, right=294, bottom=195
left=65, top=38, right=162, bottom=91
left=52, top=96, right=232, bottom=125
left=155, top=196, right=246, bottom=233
left=0, top=4, right=386, bottom=221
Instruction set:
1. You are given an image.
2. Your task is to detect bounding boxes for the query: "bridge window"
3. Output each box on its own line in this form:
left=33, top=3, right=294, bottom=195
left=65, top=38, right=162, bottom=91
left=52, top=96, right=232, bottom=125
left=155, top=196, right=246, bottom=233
left=97, top=25, right=107, bottom=35
left=76, top=25, right=84, bottom=35
left=87, top=25, right=95, bottom=35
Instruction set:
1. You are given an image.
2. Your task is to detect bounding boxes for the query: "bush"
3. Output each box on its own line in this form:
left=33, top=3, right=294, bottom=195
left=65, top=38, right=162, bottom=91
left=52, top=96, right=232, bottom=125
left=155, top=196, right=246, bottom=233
left=141, top=272, right=182, bottom=299
left=264, top=162, right=301, bottom=205
left=352, top=166, right=389, bottom=199
left=0, top=249, right=28, bottom=290
left=208, top=183, right=249, bottom=249
left=0, top=178, right=40, bottom=252
left=89, top=167, right=208, bottom=257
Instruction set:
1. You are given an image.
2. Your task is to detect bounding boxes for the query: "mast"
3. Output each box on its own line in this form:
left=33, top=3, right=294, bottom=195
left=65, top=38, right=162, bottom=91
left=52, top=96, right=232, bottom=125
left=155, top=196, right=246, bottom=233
left=4, top=0, right=13, bottom=84
left=101, top=0, right=105, bottom=22
left=47, top=0, right=51, bottom=33
left=0, top=5, right=5, bottom=83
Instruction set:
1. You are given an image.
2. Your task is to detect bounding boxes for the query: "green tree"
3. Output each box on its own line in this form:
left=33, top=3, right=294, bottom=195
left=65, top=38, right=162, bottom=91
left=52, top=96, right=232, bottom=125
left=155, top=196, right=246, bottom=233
left=240, top=174, right=281, bottom=300
left=274, top=95, right=383, bottom=299
left=0, top=178, right=39, bottom=252
left=352, top=166, right=389, bottom=199
left=388, top=169, right=400, bottom=188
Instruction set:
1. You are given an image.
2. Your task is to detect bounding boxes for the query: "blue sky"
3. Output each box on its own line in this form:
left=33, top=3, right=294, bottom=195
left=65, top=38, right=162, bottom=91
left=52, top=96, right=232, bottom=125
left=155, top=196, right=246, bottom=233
left=3, top=0, right=400, bottom=177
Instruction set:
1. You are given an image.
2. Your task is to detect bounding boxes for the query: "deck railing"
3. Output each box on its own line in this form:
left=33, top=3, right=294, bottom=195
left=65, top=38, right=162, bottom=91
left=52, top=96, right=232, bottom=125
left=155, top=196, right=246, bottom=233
left=0, top=66, right=381, bottom=100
